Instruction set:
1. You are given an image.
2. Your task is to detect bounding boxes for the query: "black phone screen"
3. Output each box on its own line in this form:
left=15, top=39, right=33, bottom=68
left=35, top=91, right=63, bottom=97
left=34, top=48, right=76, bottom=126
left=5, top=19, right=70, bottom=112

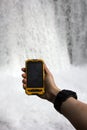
left=26, top=61, right=43, bottom=88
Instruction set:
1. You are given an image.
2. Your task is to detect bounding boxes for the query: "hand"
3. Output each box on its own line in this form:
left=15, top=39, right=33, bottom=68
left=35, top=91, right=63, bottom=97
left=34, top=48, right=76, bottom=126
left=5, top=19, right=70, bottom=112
left=21, top=64, right=61, bottom=103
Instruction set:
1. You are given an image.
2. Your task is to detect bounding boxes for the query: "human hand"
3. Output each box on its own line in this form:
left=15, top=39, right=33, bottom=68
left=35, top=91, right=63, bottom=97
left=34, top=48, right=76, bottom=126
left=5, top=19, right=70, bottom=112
left=21, top=64, right=61, bottom=103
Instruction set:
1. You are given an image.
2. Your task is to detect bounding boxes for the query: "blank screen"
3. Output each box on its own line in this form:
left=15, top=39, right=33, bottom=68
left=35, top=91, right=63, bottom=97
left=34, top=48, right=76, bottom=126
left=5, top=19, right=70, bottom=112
left=26, top=61, right=43, bottom=88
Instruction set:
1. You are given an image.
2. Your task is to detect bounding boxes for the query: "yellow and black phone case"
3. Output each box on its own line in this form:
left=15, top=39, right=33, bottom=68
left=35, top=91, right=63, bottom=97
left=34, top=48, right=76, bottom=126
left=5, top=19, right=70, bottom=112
left=25, top=59, right=45, bottom=95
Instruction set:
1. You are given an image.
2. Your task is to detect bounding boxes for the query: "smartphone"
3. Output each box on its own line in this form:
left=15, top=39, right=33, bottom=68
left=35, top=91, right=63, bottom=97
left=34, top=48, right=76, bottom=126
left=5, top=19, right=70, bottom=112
left=25, top=59, right=45, bottom=95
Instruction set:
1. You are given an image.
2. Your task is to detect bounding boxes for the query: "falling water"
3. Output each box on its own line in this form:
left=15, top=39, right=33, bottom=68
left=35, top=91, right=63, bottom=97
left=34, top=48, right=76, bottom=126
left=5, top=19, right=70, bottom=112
left=0, top=0, right=70, bottom=73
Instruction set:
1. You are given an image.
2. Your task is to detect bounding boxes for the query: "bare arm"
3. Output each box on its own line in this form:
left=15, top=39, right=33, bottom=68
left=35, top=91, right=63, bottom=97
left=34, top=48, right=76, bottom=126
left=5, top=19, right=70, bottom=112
left=60, top=97, right=87, bottom=130
left=21, top=64, right=87, bottom=130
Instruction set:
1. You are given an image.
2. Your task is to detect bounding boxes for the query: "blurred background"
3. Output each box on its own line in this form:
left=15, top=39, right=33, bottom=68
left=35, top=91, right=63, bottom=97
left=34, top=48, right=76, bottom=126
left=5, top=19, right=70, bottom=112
left=0, top=0, right=87, bottom=130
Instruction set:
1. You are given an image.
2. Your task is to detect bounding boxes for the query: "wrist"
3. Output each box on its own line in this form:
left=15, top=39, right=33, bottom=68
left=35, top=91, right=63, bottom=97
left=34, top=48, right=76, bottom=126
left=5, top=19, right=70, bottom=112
left=54, top=90, right=78, bottom=113
left=50, top=87, right=61, bottom=103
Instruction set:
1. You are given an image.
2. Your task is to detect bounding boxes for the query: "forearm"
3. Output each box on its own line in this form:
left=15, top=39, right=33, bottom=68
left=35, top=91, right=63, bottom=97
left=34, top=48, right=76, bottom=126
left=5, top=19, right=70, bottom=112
left=59, top=97, right=87, bottom=130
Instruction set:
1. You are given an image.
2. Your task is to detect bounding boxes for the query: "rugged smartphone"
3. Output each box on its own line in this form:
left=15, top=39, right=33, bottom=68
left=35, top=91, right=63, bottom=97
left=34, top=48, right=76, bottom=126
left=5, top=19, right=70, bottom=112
left=25, top=59, right=45, bottom=95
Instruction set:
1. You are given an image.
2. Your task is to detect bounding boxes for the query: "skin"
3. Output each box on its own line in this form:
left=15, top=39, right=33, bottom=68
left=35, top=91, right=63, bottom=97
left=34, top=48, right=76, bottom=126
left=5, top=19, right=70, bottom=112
left=21, top=64, right=87, bottom=130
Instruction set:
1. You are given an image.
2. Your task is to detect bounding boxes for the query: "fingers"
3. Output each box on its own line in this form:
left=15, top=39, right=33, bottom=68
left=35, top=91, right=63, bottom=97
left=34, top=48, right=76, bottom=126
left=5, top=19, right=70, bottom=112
left=21, top=67, right=26, bottom=78
left=21, top=67, right=27, bottom=89
left=22, top=73, right=26, bottom=78
left=23, top=84, right=26, bottom=89
left=22, top=78, right=27, bottom=84
left=21, top=68, right=26, bottom=72
left=22, top=78, right=27, bottom=89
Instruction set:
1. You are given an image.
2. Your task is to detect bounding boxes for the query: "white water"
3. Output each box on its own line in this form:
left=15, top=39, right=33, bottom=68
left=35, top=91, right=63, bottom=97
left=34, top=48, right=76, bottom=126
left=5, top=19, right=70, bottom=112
left=0, top=0, right=87, bottom=130
left=1, top=66, right=87, bottom=130
left=0, top=0, right=70, bottom=73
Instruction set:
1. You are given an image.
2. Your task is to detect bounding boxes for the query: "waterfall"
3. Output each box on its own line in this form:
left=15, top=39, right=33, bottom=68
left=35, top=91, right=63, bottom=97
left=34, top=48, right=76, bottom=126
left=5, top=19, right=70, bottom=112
left=0, top=0, right=70, bottom=73
left=0, top=0, right=87, bottom=73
